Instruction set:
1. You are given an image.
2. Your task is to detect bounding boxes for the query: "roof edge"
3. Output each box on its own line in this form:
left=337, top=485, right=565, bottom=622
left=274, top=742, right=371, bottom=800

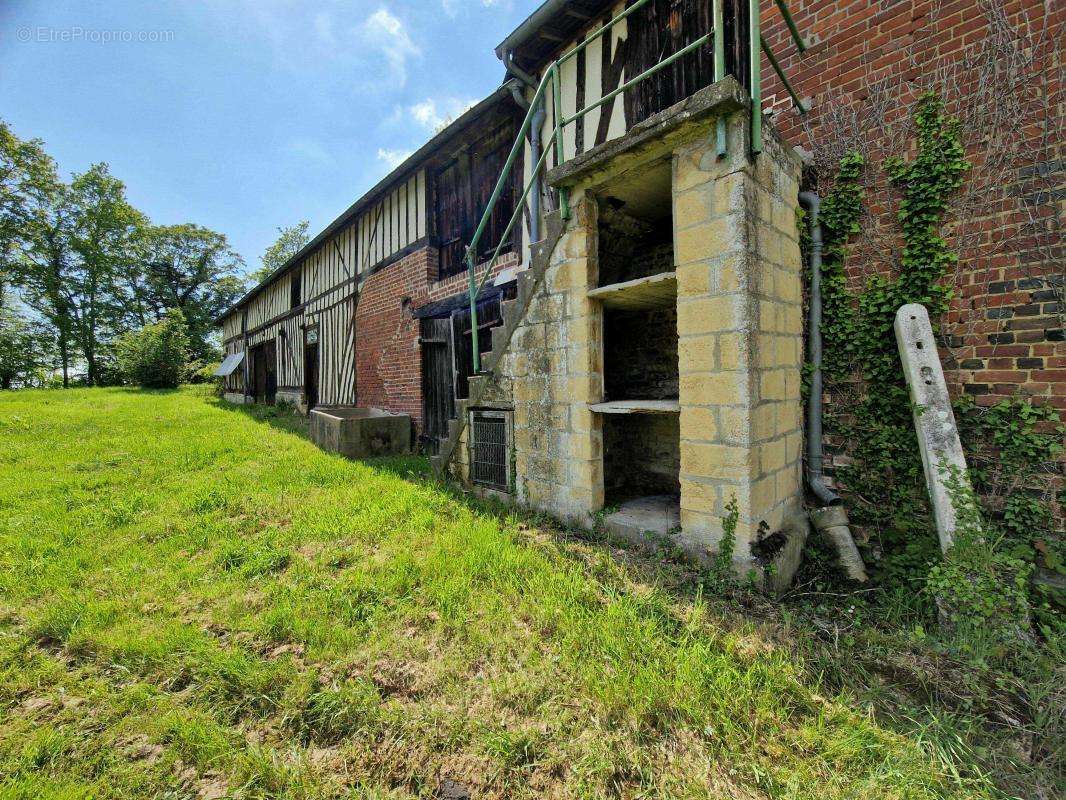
left=215, top=80, right=519, bottom=325
left=494, top=0, right=571, bottom=60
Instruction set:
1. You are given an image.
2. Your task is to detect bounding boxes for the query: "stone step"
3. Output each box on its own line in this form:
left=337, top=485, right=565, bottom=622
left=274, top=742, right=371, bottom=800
left=467, top=374, right=487, bottom=396
left=517, top=273, right=535, bottom=307
left=490, top=323, right=510, bottom=353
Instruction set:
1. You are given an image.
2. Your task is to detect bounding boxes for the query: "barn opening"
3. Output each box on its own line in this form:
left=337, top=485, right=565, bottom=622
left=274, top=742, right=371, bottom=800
left=290, top=271, right=302, bottom=309
left=250, top=339, right=278, bottom=405
left=592, top=160, right=680, bottom=536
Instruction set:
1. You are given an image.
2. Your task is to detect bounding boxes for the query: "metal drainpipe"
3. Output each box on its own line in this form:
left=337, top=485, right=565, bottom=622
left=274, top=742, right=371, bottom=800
left=799, top=191, right=868, bottom=583
left=798, top=192, right=837, bottom=506
left=504, top=51, right=544, bottom=244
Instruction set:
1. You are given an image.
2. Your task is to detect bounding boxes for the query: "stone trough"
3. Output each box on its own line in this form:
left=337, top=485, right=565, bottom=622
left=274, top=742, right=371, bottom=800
left=309, top=407, right=411, bottom=459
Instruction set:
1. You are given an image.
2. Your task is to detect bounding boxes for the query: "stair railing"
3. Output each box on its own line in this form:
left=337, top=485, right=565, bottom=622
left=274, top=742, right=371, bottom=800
left=463, top=0, right=808, bottom=373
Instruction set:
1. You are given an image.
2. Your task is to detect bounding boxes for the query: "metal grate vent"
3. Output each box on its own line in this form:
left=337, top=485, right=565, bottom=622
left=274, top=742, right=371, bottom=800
left=469, top=410, right=509, bottom=491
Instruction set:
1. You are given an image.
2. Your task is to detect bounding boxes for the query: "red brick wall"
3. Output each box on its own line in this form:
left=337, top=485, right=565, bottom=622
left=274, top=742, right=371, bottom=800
left=354, top=246, right=520, bottom=434
left=759, top=0, right=1064, bottom=410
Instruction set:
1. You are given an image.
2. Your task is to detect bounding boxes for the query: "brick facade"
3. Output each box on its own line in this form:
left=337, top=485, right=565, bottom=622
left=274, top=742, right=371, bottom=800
left=354, top=246, right=519, bottom=434
left=759, top=0, right=1063, bottom=411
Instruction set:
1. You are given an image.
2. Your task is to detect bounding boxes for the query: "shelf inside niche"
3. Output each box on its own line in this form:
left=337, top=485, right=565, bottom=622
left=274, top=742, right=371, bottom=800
left=589, top=399, right=680, bottom=414
left=587, top=271, right=676, bottom=310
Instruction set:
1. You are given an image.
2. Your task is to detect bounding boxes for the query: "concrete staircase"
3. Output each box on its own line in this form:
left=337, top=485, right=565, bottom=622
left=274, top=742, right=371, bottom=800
left=431, top=210, right=565, bottom=476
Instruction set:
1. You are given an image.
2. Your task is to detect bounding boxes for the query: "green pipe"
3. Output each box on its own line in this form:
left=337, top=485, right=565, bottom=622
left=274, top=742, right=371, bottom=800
left=750, top=0, right=762, bottom=154
left=473, top=128, right=560, bottom=300
left=468, top=125, right=561, bottom=372
left=467, top=67, right=554, bottom=260
left=761, top=35, right=807, bottom=113
left=467, top=249, right=480, bottom=373
left=466, top=69, right=555, bottom=374
left=773, top=0, right=808, bottom=53
left=713, top=0, right=726, bottom=79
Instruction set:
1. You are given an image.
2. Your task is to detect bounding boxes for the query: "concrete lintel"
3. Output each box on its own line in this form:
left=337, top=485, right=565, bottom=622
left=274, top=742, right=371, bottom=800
left=546, top=77, right=748, bottom=189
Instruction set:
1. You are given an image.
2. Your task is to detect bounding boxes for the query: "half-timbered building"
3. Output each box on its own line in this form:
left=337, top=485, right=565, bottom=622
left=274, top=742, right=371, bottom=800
left=216, top=84, right=526, bottom=451
left=218, top=0, right=860, bottom=588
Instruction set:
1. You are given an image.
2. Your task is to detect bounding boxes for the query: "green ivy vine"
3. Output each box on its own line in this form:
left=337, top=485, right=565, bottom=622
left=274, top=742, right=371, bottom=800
left=808, top=93, right=1063, bottom=635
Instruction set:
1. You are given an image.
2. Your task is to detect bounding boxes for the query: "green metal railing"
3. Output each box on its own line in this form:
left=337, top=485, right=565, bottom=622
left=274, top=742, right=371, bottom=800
left=464, top=0, right=808, bottom=372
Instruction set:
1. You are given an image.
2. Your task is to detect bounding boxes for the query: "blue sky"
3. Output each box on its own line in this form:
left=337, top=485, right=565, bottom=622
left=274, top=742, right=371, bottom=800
left=0, top=0, right=534, bottom=276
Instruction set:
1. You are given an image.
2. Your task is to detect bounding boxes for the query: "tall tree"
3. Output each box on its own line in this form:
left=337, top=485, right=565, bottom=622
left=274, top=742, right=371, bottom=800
left=7, top=121, right=247, bottom=385
left=250, top=220, right=310, bottom=284
left=64, top=164, right=145, bottom=384
left=124, top=223, right=245, bottom=358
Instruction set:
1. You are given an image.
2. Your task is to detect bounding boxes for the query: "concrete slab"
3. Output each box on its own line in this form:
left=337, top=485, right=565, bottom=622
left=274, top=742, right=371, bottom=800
left=603, top=495, right=681, bottom=545
left=310, top=407, right=411, bottom=459
left=588, top=271, right=677, bottom=310
left=590, top=400, right=680, bottom=414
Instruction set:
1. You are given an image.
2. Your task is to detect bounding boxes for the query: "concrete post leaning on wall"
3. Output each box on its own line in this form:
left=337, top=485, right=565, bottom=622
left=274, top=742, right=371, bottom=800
left=894, top=303, right=976, bottom=553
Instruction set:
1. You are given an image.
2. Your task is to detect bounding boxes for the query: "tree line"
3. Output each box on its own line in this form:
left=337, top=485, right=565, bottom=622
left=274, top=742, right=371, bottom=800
left=0, top=119, right=248, bottom=389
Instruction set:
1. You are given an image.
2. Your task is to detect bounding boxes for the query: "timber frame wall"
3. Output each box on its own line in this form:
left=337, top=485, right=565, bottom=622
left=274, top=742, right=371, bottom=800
left=218, top=91, right=522, bottom=431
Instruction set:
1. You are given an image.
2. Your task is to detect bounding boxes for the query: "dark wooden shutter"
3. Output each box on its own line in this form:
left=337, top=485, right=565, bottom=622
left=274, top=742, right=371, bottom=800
left=624, top=0, right=716, bottom=126
left=470, top=123, right=516, bottom=261
left=435, top=157, right=469, bottom=278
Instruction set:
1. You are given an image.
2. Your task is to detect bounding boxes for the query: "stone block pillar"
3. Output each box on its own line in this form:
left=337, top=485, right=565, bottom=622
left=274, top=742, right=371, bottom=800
left=507, top=194, right=604, bottom=525
left=673, top=117, right=805, bottom=573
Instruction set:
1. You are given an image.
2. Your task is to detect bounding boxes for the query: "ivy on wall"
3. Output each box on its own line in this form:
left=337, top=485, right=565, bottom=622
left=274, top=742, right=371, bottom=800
left=809, top=93, right=1063, bottom=633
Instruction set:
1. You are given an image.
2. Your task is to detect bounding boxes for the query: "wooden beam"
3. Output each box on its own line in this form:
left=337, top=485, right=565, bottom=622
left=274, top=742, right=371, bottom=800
left=538, top=27, right=567, bottom=42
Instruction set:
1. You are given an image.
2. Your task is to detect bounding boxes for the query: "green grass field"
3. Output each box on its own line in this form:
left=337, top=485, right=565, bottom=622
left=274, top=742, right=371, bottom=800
left=0, top=387, right=1016, bottom=798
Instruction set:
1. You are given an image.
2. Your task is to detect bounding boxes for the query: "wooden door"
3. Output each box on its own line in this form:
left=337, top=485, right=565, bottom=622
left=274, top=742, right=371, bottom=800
left=263, top=339, right=277, bottom=405
left=420, top=317, right=454, bottom=454
left=304, top=339, right=320, bottom=412
left=251, top=343, right=266, bottom=402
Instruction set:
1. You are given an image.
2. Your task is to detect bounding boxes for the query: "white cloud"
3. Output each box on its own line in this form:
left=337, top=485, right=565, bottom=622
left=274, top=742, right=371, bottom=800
left=361, top=8, right=420, bottom=87
left=377, top=147, right=413, bottom=169
left=405, top=97, right=478, bottom=132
